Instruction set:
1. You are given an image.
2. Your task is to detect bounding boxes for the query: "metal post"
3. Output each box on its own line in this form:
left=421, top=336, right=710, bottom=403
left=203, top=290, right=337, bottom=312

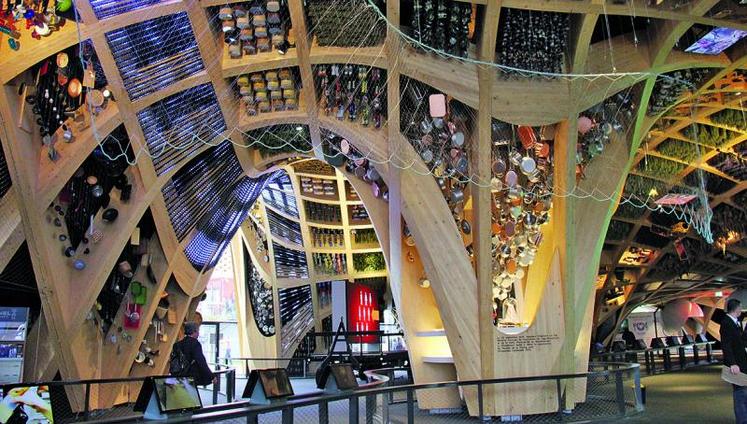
left=365, top=394, right=376, bottom=424
left=349, top=395, right=359, bottom=424
left=319, top=401, right=329, bottom=424
left=227, top=369, right=235, bottom=402
left=693, top=344, right=700, bottom=364
left=633, top=365, right=644, bottom=412
left=382, top=393, right=390, bottom=423
left=706, top=343, right=713, bottom=362
left=407, top=389, right=414, bottom=423
left=213, top=373, right=220, bottom=405
left=556, top=378, right=564, bottom=421
left=678, top=347, right=686, bottom=369
left=477, top=383, right=484, bottom=420
left=615, top=370, right=626, bottom=417
left=215, top=322, right=221, bottom=365
left=83, top=383, right=91, bottom=421
left=247, top=413, right=258, bottom=424
left=282, top=407, right=293, bottom=424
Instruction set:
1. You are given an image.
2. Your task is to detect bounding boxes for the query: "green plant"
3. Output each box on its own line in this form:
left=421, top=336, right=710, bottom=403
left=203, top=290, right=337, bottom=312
left=353, top=252, right=386, bottom=272
left=246, top=125, right=313, bottom=158
left=614, top=202, right=646, bottom=219
left=710, top=109, right=747, bottom=131
left=636, top=156, right=686, bottom=179
left=606, top=220, right=633, bottom=240
left=656, top=139, right=709, bottom=162
left=623, top=174, right=668, bottom=198
left=683, top=124, right=734, bottom=147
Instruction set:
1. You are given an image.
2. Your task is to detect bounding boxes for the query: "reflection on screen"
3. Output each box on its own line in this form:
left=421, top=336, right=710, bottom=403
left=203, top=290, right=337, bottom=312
left=330, top=364, right=358, bottom=390
left=258, top=369, right=294, bottom=398
left=0, top=386, right=54, bottom=424
left=153, top=377, right=202, bottom=413
left=685, top=27, right=747, bottom=55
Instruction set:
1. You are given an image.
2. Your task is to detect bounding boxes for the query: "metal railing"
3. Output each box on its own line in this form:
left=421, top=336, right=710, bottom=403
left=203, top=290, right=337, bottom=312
left=18, top=366, right=236, bottom=423
left=80, top=362, right=643, bottom=423
left=591, top=342, right=719, bottom=375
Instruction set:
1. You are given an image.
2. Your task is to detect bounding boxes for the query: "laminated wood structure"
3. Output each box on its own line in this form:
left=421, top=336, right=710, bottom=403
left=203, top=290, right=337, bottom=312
left=0, top=0, right=745, bottom=416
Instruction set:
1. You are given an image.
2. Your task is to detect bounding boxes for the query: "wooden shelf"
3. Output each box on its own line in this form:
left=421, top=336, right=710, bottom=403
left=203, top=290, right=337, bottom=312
left=310, top=246, right=347, bottom=254
left=98, top=238, right=170, bottom=381
left=237, top=94, right=310, bottom=132
left=36, top=103, right=123, bottom=207
left=0, top=22, right=87, bottom=85
left=262, top=202, right=300, bottom=223
left=270, top=235, right=305, bottom=252
left=222, top=43, right=299, bottom=79
left=351, top=246, right=382, bottom=253
left=295, top=171, right=338, bottom=180
left=306, top=219, right=345, bottom=229
left=308, top=38, right=388, bottom=68
left=298, top=192, right=340, bottom=204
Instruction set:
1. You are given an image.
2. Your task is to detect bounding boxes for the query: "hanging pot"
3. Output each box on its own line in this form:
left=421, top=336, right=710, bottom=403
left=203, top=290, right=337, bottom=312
left=420, top=119, right=433, bottom=134
left=517, top=126, right=537, bottom=150
left=67, top=78, right=82, bottom=98
left=451, top=131, right=465, bottom=148
left=461, top=219, right=471, bottom=234
left=492, top=159, right=506, bottom=176
left=505, top=170, right=518, bottom=188
left=340, top=139, right=351, bottom=154
left=509, top=151, right=522, bottom=167
left=366, top=167, right=380, bottom=182
left=520, top=156, right=536, bottom=176
left=450, top=187, right=465, bottom=204
left=218, top=6, right=233, bottom=19
left=421, top=149, right=434, bottom=163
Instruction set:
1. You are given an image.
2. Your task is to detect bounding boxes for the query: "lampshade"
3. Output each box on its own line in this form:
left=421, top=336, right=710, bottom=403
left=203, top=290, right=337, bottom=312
left=660, top=299, right=691, bottom=333
left=687, top=302, right=704, bottom=318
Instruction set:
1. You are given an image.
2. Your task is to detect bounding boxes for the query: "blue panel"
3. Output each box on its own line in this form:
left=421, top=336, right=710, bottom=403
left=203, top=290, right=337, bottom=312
left=183, top=171, right=282, bottom=271
left=138, top=83, right=227, bottom=176
left=105, top=13, right=204, bottom=100
left=0, top=142, right=12, bottom=200
left=162, top=141, right=242, bottom=241
left=91, top=0, right=166, bottom=20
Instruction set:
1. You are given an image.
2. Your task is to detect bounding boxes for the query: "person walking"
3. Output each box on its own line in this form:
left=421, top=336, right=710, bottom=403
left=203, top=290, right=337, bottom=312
left=721, top=298, right=747, bottom=423
left=171, top=322, right=216, bottom=386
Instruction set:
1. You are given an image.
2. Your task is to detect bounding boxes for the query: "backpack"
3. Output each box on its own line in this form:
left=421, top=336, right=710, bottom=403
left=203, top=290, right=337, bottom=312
left=169, top=340, right=193, bottom=377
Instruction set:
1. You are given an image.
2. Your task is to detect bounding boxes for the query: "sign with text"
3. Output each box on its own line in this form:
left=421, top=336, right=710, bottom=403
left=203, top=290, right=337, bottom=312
left=496, top=334, right=560, bottom=353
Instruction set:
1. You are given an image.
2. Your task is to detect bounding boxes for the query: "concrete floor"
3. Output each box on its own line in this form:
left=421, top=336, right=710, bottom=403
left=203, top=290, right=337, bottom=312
left=204, top=365, right=735, bottom=423
left=607, top=364, right=734, bottom=424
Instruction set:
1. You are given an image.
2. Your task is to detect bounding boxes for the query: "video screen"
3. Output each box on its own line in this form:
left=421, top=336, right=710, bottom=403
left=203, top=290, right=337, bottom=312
left=0, top=386, right=54, bottom=424
left=685, top=27, right=747, bottom=55
left=330, top=364, right=358, bottom=390
left=153, top=377, right=202, bottom=413
left=258, top=369, right=294, bottom=399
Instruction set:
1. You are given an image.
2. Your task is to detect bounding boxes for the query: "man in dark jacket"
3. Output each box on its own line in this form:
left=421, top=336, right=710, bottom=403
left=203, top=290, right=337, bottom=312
left=174, top=322, right=216, bottom=386
left=721, top=298, right=747, bottom=423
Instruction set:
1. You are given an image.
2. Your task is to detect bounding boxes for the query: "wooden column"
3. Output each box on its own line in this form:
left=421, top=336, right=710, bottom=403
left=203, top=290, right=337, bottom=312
left=475, top=0, right=501, bottom=385
left=287, top=0, right=323, bottom=158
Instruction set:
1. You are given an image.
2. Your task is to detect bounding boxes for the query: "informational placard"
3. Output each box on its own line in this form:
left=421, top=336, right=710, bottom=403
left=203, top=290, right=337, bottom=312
left=496, top=334, right=560, bottom=353
left=0, top=308, right=28, bottom=342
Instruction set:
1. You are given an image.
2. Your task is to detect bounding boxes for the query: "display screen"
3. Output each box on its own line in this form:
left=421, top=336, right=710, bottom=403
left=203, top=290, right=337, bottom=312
left=685, top=27, right=747, bottom=55
left=258, top=369, right=294, bottom=399
left=0, top=386, right=54, bottom=423
left=347, top=284, right=379, bottom=343
left=330, top=364, right=358, bottom=390
left=153, top=377, right=202, bottom=413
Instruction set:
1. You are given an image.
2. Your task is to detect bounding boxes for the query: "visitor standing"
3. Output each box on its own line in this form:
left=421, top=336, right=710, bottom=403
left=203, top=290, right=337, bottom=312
left=721, top=298, right=747, bottom=423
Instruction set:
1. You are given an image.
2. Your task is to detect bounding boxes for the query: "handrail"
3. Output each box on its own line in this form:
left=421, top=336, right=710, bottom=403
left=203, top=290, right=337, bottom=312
left=13, top=366, right=236, bottom=388
left=125, top=362, right=641, bottom=423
